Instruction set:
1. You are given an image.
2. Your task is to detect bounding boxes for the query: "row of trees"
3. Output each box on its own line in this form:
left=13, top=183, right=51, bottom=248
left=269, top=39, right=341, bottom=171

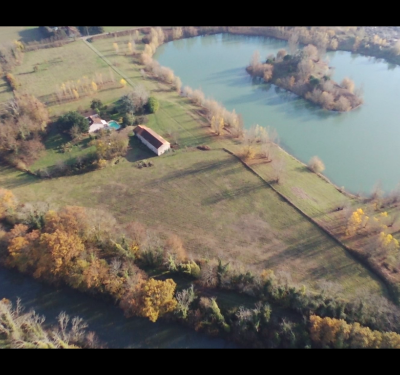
left=310, top=314, right=400, bottom=348
left=53, top=68, right=118, bottom=104
left=0, top=201, right=183, bottom=324
left=180, top=86, right=244, bottom=137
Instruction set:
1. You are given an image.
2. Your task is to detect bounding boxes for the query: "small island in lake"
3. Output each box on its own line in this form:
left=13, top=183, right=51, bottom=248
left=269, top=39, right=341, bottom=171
left=246, top=44, right=363, bottom=112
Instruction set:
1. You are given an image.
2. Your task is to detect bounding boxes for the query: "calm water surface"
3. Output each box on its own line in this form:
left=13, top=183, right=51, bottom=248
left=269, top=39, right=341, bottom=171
left=155, top=33, right=400, bottom=194
left=0, top=268, right=235, bottom=348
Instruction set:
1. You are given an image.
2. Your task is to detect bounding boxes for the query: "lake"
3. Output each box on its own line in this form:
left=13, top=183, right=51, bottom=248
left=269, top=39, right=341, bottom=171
left=155, top=33, right=400, bottom=195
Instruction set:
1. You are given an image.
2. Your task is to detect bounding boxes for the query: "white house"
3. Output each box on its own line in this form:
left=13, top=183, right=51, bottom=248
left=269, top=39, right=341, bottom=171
left=134, top=125, right=170, bottom=156
left=86, top=114, right=108, bottom=133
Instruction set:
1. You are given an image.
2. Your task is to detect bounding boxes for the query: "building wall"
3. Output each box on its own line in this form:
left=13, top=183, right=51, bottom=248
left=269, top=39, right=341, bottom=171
left=157, top=143, right=171, bottom=156
left=137, top=134, right=171, bottom=156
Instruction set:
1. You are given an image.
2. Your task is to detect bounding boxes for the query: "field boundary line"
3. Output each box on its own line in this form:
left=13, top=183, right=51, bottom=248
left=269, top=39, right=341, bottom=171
left=222, top=147, right=397, bottom=302
left=81, top=40, right=137, bottom=89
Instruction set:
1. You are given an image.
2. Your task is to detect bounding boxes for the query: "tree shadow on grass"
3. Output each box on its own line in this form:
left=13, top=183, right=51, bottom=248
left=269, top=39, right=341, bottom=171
left=0, top=166, right=39, bottom=189
left=125, top=136, right=155, bottom=163
left=161, top=157, right=239, bottom=183
left=202, top=183, right=264, bottom=206
left=18, top=28, right=45, bottom=43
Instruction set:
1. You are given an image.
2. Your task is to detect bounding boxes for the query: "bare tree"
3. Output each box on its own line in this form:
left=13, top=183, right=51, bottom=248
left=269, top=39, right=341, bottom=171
left=308, top=156, right=325, bottom=173
left=250, top=50, right=260, bottom=68
left=334, top=96, right=351, bottom=112
left=302, top=44, right=319, bottom=60
left=172, top=27, right=183, bottom=40
left=191, top=89, right=205, bottom=106
left=174, top=76, right=182, bottom=93
left=341, top=77, right=355, bottom=93
left=199, top=262, right=218, bottom=287
left=297, top=58, right=313, bottom=81
left=288, top=32, right=299, bottom=54
left=175, top=284, right=195, bottom=319
left=122, top=84, right=150, bottom=113
left=260, top=142, right=276, bottom=161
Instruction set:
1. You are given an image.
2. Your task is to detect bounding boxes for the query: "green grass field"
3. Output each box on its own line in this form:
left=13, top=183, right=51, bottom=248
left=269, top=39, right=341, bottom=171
left=0, top=30, right=390, bottom=301
left=0, top=27, right=43, bottom=44
left=29, top=131, right=96, bottom=171
left=103, top=27, right=141, bottom=33
left=0, top=142, right=386, bottom=299
left=1, top=40, right=135, bottom=116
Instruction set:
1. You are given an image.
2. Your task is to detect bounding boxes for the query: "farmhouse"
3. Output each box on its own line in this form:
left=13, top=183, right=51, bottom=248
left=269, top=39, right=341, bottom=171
left=86, top=114, right=108, bottom=133
left=134, top=125, right=171, bottom=156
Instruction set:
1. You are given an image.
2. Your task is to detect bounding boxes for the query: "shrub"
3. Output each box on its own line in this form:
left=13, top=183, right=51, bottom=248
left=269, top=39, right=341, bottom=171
left=147, top=97, right=159, bottom=113
left=5, top=73, right=18, bottom=90
left=58, top=111, right=89, bottom=134
left=90, top=99, right=103, bottom=110
left=96, top=159, right=107, bottom=169
left=308, top=156, right=325, bottom=173
left=122, top=113, right=135, bottom=127
left=309, top=76, right=320, bottom=87
left=240, top=145, right=256, bottom=161
left=197, top=145, right=211, bottom=151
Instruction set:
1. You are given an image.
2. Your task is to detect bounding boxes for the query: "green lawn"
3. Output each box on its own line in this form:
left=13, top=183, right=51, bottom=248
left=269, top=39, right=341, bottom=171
left=29, top=131, right=96, bottom=172
left=103, top=27, right=141, bottom=33
left=0, top=27, right=43, bottom=44
left=4, top=40, right=134, bottom=116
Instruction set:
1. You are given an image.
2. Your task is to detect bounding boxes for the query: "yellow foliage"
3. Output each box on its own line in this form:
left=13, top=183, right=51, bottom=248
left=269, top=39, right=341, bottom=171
left=240, top=144, right=256, bottom=161
left=310, top=315, right=400, bottom=348
left=8, top=236, right=29, bottom=266
left=14, top=40, right=24, bottom=51
left=113, top=42, right=119, bottom=53
left=261, top=269, right=275, bottom=282
left=91, top=81, right=98, bottom=92
left=7, top=227, right=40, bottom=271
left=378, top=231, right=399, bottom=252
left=96, top=159, right=107, bottom=169
left=73, top=89, right=79, bottom=99
left=346, top=208, right=368, bottom=236
left=139, top=278, right=177, bottom=322
left=39, top=229, right=85, bottom=276
left=0, top=189, right=17, bottom=220
left=129, top=242, right=140, bottom=257
left=120, top=78, right=127, bottom=87
left=127, top=42, right=133, bottom=54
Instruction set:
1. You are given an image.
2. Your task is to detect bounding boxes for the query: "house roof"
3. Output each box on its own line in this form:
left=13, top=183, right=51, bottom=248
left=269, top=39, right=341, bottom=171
left=89, top=123, right=108, bottom=133
left=87, top=115, right=105, bottom=125
left=134, top=125, right=170, bottom=149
